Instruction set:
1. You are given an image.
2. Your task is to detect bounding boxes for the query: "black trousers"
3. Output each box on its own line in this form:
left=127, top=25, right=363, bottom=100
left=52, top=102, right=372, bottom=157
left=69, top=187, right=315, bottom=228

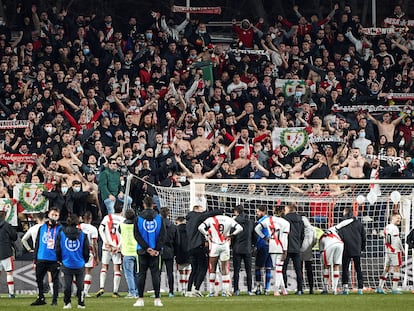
left=35, top=261, right=60, bottom=301
left=62, top=266, right=85, bottom=305
left=187, top=246, right=208, bottom=291
left=303, top=260, right=314, bottom=291
left=282, top=252, right=303, bottom=292
left=342, top=255, right=364, bottom=289
left=138, top=253, right=161, bottom=298
left=161, top=258, right=174, bottom=294
left=233, top=252, right=253, bottom=292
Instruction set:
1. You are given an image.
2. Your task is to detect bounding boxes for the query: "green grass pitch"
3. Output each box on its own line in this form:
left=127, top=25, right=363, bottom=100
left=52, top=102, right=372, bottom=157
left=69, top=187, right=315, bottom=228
left=1, top=292, right=414, bottom=310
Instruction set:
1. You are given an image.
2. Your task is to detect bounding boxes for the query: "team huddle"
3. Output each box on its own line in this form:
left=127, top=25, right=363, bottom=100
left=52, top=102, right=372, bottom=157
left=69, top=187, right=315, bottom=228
left=0, top=199, right=412, bottom=309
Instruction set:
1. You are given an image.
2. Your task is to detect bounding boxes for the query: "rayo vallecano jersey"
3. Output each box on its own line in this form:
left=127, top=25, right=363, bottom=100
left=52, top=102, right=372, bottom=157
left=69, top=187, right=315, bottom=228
left=254, top=216, right=290, bottom=253
left=99, top=214, right=125, bottom=250
left=384, top=223, right=403, bottom=253
left=79, top=223, right=98, bottom=247
left=319, top=227, right=343, bottom=252
left=198, top=215, right=243, bottom=245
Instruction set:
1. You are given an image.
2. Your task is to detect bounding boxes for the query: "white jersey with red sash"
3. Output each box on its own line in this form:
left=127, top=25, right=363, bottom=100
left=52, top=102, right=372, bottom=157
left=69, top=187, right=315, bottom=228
left=99, top=214, right=125, bottom=251
left=384, top=223, right=403, bottom=254
left=198, top=215, right=243, bottom=245
left=254, top=216, right=290, bottom=254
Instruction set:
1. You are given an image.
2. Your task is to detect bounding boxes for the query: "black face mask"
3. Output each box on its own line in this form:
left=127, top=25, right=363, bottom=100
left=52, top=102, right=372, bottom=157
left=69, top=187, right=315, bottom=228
left=49, top=219, right=57, bottom=226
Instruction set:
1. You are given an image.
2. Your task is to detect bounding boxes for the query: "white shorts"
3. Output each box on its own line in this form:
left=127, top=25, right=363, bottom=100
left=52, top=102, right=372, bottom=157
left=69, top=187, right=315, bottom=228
left=85, top=253, right=95, bottom=268
left=209, top=242, right=230, bottom=261
left=385, top=252, right=402, bottom=267
left=0, top=256, right=14, bottom=272
left=101, top=249, right=122, bottom=265
left=322, top=243, right=344, bottom=267
left=177, top=263, right=191, bottom=271
left=270, top=253, right=284, bottom=270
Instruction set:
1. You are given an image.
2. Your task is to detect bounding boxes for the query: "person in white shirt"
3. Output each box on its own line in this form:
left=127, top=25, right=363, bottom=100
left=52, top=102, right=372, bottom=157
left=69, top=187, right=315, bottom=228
left=21, top=213, right=45, bottom=254
left=21, top=213, right=54, bottom=295
left=226, top=73, right=248, bottom=97
left=254, top=206, right=290, bottom=296
left=96, top=204, right=125, bottom=298
left=376, top=213, right=404, bottom=294
left=319, top=226, right=343, bottom=295
left=78, top=212, right=99, bottom=297
left=352, top=129, right=372, bottom=156
left=198, top=214, right=243, bottom=296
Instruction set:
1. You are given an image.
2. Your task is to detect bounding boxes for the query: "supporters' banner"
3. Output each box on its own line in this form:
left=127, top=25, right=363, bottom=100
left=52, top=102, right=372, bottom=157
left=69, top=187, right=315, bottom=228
left=384, top=18, right=414, bottom=27
left=361, top=27, right=405, bottom=35
left=386, top=93, right=414, bottom=100
left=0, top=153, right=38, bottom=164
left=13, top=183, right=48, bottom=214
left=275, top=79, right=306, bottom=97
left=0, top=198, right=18, bottom=226
left=365, top=154, right=406, bottom=169
left=171, top=5, right=222, bottom=14
left=309, top=135, right=346, bottom=152
left=228, top=49, right=270, bottom=60
left=272, top=127, right=308, bottom=152
left=308, top=135, right=346, bottom=144
left=0, top=120, right=30, bottom=130
left=332, top=104, right=405, bottom=113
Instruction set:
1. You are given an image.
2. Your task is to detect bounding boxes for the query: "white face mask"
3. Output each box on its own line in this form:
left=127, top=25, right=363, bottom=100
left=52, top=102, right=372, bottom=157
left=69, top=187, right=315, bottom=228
left=61, top=187, right=68, bottom=194
left=179, top=176, right=186, bottom=183
left=45, top=126, right=52, bottom=133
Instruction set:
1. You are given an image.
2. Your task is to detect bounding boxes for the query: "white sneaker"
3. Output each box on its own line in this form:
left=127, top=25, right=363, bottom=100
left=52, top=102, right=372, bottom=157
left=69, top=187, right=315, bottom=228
left=362, top=216, right=374, bottom=223
left=125, top=293, right=137, bottom=299
left=133, top=299, right=144, bottom=307
left=63, top=303, right=72, bottom=309
left=154, top=299, right=163, bottom=307
left=77, top=305, right=86, bottom=309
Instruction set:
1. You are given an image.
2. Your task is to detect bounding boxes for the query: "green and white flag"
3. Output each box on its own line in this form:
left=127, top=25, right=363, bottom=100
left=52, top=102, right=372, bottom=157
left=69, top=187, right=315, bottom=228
left=272, top=127, right=308, bottom=152
left=275, top=79, right=306, bottom=97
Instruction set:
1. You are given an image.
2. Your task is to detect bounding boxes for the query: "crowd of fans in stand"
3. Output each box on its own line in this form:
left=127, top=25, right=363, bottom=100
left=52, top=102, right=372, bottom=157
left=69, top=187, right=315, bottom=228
left=1, top=3, right=414, bottom=228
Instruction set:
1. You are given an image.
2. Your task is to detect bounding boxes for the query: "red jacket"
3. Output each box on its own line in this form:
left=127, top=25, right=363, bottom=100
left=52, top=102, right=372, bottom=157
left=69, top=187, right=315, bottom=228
left=232, top=22, right=263, bottom=48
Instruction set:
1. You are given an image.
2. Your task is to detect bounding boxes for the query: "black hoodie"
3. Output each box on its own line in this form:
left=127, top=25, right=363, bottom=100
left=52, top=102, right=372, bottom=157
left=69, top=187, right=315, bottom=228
left=232, top=213, right=254, bottom=254
left=337, top=215, right=366, bottom=257
left=0, top=218, right=17, bottom=260
left=284, top=212, right=304, bottom=253
left=186, top=209, right=222, bottom=250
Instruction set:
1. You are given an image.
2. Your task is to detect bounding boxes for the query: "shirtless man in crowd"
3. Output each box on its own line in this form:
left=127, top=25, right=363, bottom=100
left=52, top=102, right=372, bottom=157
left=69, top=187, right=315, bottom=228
left=339, top=147, right=366, bottom=179
left=366, top=112, right=405, bottom=143
left=173, top=129, right=192, bottom=155
left=191, top=126, right=211, bottom=155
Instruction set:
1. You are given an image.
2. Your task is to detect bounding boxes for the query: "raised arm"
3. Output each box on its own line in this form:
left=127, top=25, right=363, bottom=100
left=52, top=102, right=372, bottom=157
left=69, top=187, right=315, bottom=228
left=204, top=156, right=224, bottom=179
left=61, top=94, right=81, bottom=112
left=112, top=91, right=128, bottom=114
left=289, top=184, right=306, bottom=194
left=391, top=113, right=406, bottom=126
left=175, top=155, right=193, bottom=177
left=365, top=112, right=380, bottom=126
